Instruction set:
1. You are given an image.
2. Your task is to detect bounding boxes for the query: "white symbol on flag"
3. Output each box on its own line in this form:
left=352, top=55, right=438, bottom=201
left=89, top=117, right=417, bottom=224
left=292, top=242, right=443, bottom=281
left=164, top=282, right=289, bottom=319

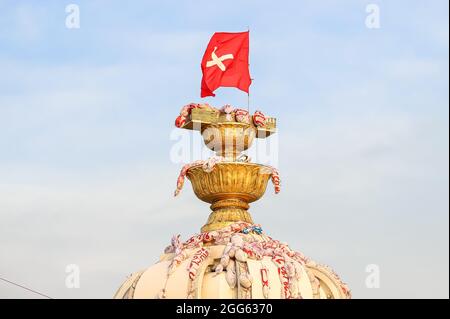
left=206, top=47, right=234, bottom=71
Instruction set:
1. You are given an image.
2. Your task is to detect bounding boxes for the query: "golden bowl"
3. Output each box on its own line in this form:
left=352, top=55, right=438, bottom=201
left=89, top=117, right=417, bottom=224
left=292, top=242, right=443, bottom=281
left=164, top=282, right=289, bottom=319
left=201, top=123, right=256, bottom=160
left=186, top=162, right=271, bottom=204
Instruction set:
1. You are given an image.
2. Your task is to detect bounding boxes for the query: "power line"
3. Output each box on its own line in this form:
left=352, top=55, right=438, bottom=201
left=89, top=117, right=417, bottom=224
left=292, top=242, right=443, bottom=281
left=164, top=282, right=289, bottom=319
left=0, top=276, right=53, bottom=299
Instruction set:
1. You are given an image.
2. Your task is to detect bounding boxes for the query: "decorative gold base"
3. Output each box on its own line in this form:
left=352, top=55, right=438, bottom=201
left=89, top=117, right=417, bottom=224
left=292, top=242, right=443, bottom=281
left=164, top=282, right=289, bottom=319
left=186, top=162, right=271, bottom=232
left=201, top=199, right=253, bottom=232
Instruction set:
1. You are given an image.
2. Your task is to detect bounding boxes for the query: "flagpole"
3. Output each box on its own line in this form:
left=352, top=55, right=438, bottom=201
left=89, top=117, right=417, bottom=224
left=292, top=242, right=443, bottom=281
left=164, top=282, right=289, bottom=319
left=247, top=26, right=250, bottom=113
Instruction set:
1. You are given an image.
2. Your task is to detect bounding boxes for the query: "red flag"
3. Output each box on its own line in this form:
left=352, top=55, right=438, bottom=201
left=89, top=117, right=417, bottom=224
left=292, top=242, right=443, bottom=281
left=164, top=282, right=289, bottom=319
left=200, top=31, right=251, bottom=98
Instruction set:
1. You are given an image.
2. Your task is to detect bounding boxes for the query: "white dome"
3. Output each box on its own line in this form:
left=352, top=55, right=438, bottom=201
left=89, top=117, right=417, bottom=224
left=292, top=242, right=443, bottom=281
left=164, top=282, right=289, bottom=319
left=114, top=222, right=350, bottom=299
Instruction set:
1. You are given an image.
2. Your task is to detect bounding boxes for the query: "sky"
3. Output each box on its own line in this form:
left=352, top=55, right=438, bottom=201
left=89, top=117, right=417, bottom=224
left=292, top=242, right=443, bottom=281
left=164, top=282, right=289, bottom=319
left=0, top=0, right=448, bottom=299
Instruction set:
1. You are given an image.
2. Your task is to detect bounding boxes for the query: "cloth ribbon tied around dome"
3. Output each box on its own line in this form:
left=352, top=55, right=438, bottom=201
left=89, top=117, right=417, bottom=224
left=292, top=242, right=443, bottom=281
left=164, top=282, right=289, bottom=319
left=158, top=222, right=352, bottom=299
left=173, top=156, right=223, bottom=197
left=241, top=225, right=263, bottom=234
left=221, top=104, right=234, bottom=121
left=175, top=103, right=213, bottom=128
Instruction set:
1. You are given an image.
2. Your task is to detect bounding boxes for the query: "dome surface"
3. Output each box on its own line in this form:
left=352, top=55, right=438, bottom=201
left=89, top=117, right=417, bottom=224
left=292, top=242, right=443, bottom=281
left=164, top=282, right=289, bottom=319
left=114, top=222, right=350, bottom=299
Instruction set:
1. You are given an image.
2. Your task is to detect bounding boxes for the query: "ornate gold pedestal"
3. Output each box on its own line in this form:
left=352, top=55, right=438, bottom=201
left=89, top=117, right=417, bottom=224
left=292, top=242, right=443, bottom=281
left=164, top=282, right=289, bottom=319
left=179, top=106, right=277, bottom=232
left=187, top=162, right=271, bottom=232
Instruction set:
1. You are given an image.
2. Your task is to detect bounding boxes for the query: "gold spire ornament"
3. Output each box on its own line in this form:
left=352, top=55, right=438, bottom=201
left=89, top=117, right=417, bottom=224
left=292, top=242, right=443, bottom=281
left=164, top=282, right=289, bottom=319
left=114, top=103, right=351, bottom=299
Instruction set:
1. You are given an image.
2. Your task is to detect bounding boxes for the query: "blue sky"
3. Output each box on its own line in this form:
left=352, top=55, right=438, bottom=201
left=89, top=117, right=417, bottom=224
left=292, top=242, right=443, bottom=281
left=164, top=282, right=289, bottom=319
left=0, top=0, right=448, bottom=298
